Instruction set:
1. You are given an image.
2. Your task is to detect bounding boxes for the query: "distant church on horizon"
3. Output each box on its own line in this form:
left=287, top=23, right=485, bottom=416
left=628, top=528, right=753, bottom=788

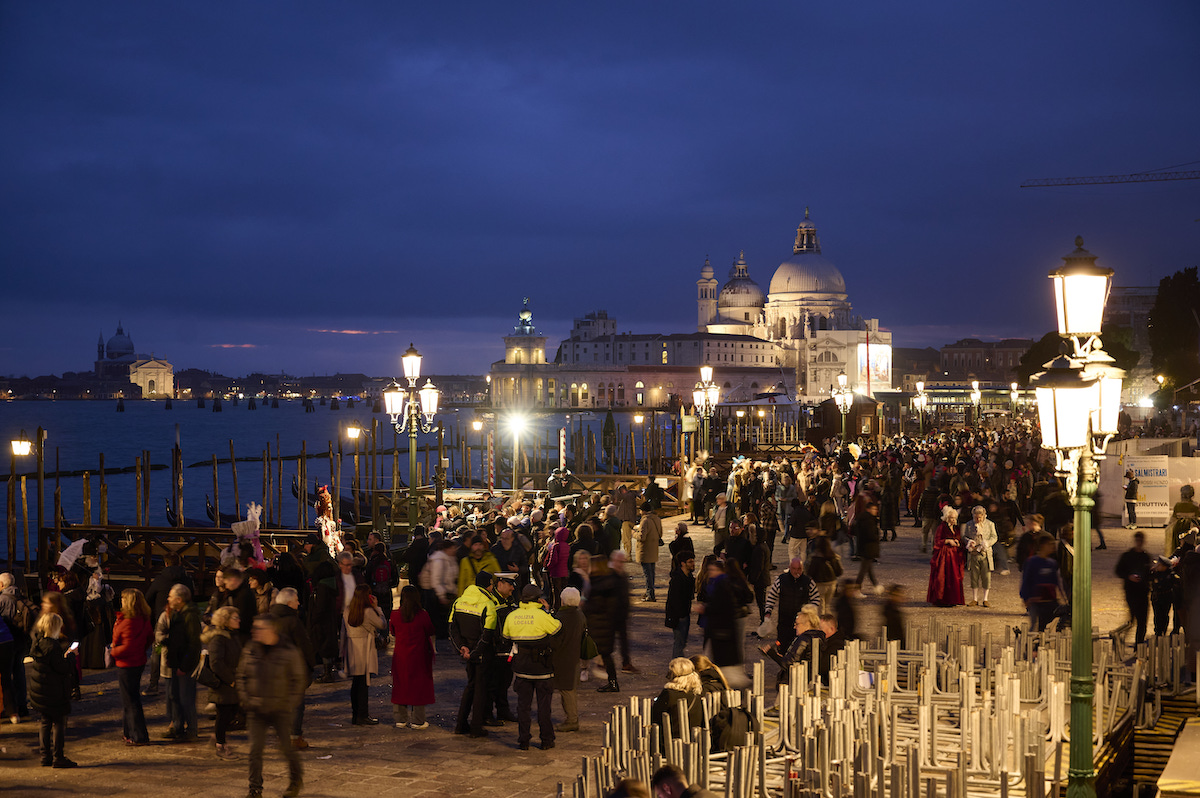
left=487, top=210, right=892, bottom=409
left=94, top=322, right=174, bottom=398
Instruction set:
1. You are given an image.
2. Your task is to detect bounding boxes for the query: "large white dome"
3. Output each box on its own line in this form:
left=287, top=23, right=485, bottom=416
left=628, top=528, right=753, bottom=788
left=769, top=252, right=846, bottom=296
left=717, top=252, right=765, bottom=309
left=768, top=210, right=847, bottom=298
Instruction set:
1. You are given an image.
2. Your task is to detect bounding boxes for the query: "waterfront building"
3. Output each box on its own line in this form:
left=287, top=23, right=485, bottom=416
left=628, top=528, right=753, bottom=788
left=938, top=337, right=1033, bottom=382
left=93, top=323, right=174, bottom=398
left=488, top=304, right=785, bottom=409
left=696, top=209, right=893, bottom=399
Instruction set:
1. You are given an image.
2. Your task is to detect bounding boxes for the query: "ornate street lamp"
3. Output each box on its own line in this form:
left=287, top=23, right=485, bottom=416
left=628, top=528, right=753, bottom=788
left=693, top=366, right=720, bottom=453
left=11, top=430, right=32, bottom=457
left=832, top=372, right=852, bottom=443
left=383, top=344, right=440, bottom=544
left=1032, top=237, right=1124, bottom=798
left=914, top=381, right=927, bottom=436
left=1010, top=382, right=1020, bottom=418
left=970, top=380, right=982, bottom=428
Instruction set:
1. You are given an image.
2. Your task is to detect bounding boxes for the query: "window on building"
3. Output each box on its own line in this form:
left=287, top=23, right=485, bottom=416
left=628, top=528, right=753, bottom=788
left=635, top=381, right=645, bottom=406
left=661, top=350, right=668, bottom=364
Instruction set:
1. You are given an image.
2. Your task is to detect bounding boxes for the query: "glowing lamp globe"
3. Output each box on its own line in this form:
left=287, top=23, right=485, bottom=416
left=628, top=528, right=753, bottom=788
left=1032, top=355, right=1098, bottom=451
left=700, top=365, right=713, bottom=384
left=1082, top=349, right=1126, bottom=437
left=1050, top=237, right=1112, bottom=338
left=401, top=343, right=423, bottom=386
left=382, top=381, right=406, bottom=419
left=418, top=379, right=440, bottom=420
left=11, top=431, right=31, bottom=457
left=692, top=384, right=705, bottom=409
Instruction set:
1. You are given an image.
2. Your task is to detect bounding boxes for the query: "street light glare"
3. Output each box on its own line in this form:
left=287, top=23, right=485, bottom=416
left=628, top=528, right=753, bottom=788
left=472, top=420, right=483, bottom=432
left=509, top=415, right=526, bottom=433
left=11, top=430, right=32, bottom=457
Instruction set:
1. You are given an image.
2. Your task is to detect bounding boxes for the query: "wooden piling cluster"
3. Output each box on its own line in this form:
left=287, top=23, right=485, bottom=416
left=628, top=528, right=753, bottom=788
left=563, top=622, right=1192, bottom=798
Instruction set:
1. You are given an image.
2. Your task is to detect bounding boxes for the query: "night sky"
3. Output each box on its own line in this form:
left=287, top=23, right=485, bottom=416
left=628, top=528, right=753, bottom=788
left=2, top=3, right=1198, bottom=380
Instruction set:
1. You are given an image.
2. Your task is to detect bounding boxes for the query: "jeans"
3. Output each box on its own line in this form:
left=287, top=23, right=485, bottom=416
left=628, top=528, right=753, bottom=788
left=248, top=710, right=301, bottom=792
left=215, top=703, right=238, bottom=745
left=117, top=664, right=149, bottom=744
left=513, top=677, right=554, bottom=746
left=38, top=713, right=66, bottom=764
left=640, top=562, right=656, bottom=600
left=147, top=646, right=162, bottom=690
left=168, top=669, right=198, bottom=735
left=1126, top=501, right=1137, bottom=526
left=672, top=616, right=690, bottom=659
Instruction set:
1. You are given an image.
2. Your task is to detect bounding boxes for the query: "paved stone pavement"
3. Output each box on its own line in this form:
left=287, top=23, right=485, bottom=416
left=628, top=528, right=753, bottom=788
left=1, top=514, right=1146, bottom=797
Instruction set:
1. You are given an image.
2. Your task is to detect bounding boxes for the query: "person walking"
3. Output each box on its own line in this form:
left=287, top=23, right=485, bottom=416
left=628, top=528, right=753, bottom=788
left=1115, top=531, right=1152, bottom=644
left=806, top=536, right=843, bottom=613
left=552, top=587, right=586, bottom=733
left=110, top=588, right=153, bottom=746
left=29, top=613, right=77, bottom=768
left=342, top=584, right=384, bottom=725
left=237, top=614, right=307, bottom=798
left=853, top=498, right=882, bottom=593
left=268, top=587, right=315, bottom=750
left=202, top=606, right=244, bottom=758
left=1124, top=469, right=1140, bottom=529
left=390, top=585, right=435, bottom=729
left=634, top=505, right=663, bottom=602
left=583, top=556, right=621, bottom=693
left=502, top=584, right=563, bottom=751
left=165, top=584, right=201, bottom=742
left=962, top=505, right=997, bottom=607
left=664, top=552, right=696, bottom=659
left=1021, top=535, right=1065, bottom=632
left=711, top=494, right=731, bottom=553
left=926, top=506, right=964, bottom=607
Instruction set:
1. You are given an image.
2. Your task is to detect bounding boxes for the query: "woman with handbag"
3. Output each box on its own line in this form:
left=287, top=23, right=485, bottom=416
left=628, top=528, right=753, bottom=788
left=343, top=584, right=384, bottom=725
left=201, top=606, right=243, bottom=758
left=110, top=588, right=153, bottom=745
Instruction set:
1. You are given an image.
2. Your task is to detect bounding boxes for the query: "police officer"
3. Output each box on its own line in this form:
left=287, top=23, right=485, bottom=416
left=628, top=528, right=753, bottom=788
left=502, top=584, right=562, bottom=751
left=449, top=571, right=498, bottom=738
left=484, top=573, right=520, bottom=725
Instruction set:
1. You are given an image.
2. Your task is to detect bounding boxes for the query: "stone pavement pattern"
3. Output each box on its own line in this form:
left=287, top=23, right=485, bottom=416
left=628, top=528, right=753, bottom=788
left=0, top=514, right=1143, bottom=797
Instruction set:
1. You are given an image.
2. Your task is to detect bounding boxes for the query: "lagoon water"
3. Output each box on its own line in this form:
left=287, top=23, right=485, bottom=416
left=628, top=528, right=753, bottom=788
left=0, top=400, right=659, bottom=559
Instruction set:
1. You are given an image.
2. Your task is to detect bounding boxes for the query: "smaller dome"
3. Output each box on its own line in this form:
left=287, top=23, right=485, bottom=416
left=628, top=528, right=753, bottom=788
left=717, top=252, right=765, bottom=310
left=699, top=256, right=714, bottom=280
left=105, top=324, right=135, bottom=360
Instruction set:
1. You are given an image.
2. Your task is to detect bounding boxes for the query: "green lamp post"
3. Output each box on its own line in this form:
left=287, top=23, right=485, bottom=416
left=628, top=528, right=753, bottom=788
left=382, top=344, right=440, bottom=546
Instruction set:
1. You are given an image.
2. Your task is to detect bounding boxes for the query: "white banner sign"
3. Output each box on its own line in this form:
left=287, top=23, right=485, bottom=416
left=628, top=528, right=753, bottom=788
left=1122, top=454, right=1170, bottom=520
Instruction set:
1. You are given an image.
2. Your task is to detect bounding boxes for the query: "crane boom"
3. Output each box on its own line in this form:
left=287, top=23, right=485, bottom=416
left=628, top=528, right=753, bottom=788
left=1021, top=170, right=1200, bottom=188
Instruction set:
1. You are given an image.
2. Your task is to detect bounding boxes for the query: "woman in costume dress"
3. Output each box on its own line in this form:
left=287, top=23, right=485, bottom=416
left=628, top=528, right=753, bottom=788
left=927, top=505, right=965, bottom=607
left=315, top=486, right=344, bottom=556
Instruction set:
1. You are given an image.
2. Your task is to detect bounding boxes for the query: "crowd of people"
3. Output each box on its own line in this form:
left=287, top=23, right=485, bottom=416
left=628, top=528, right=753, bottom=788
left=2, top=423, right=1198, bottom=798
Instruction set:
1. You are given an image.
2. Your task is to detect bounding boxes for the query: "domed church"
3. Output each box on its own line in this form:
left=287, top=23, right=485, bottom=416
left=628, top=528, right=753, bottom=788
left=697, top=209, right=892, bottom=399
left=94, top=323, right=174, bottom=397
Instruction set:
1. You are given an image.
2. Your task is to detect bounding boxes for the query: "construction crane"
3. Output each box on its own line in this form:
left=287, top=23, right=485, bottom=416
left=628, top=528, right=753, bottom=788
left=1021, top=161, right=1200, bottom=188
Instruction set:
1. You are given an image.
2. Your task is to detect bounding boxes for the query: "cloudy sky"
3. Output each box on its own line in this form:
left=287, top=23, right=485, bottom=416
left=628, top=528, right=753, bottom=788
left=2, top=2, right=1197, bottom=379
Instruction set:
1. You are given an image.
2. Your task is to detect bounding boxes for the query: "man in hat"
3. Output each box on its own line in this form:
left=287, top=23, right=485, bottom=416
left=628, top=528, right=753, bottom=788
left=449, top=570, right=499, bottom=738
left=501, top=584, right=563, bottom=750
left=301, top=532, right=333, bottom=575
left=484, top=574, right=520, bottom=725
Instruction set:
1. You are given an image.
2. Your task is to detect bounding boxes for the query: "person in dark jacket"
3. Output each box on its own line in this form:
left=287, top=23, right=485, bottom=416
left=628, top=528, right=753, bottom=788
left=716, top=521, right=753, bottom=574
left=220, top=567, right=259, bottom=645
left=165, top=584, right=202, bottom=741
left=237, top=614, right=307, bottom=798
left=763, top=559, right=820, bottom=652
left=759, top=605, right=824, bottom=688
left=501, top=584, right=563, bottom=751
left=814, top=613, right=846, bottom=684
left=0, top=572, right=34, bottom=722
left=881, top=584, right=906, bottom=643
left=664, top=552, right=696, bottom=659
left=552, top=587, right=586, bottom=733
left=746, top=534, right=773, bottom=623
left=306, top=558, right=340, bottom=683
left=652, top=763, right=719, bottom=798
left=668, top=522, right=696, bottom=563
left=1115, top=531, right=1152, bottom=644
left=143, top=553, right=193, bottom=697
left=583, top=556, right=621, bottom=693
left=29, top=612, right=76, bottom=768
left=203, top=606, right=244, bottom=757
left=833, top=580, right=860, bottom=640
left=853, top=499, right=882, bottom=593
left=270, top=587, right=315, bottom=749
left=449, top=572, right=498, bottom=738
left=650, top=658, right=704, bottom=748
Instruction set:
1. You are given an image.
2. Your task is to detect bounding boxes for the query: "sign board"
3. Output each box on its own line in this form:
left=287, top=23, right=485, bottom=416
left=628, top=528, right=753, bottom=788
left=856, top=343, right=892, bottom=388
left=1122, top=454, right=1169, bottom=521
left=681, top=415, right=698, bottom=433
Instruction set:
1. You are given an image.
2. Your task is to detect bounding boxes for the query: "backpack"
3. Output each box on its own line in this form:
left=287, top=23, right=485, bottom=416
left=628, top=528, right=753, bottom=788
left=12, top=594, right=39, bottom=635
left=709, top=705, right=759, bottom=753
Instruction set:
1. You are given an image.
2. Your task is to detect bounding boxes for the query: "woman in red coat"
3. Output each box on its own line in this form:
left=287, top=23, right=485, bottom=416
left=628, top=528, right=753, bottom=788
left=390, top=585, right=435, bottom=729
left=927, top=506, right=965, bottom=607
left=110, top=588, right=153, bottom=745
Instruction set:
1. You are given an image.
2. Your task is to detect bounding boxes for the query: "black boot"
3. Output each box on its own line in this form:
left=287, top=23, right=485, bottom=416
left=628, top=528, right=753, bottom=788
left=597, top=679, right=620, bottom=693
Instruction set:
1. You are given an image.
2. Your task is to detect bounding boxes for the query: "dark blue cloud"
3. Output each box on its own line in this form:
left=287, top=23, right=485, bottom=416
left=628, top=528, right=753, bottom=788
left=1, top=1, right=1197, bottom=377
